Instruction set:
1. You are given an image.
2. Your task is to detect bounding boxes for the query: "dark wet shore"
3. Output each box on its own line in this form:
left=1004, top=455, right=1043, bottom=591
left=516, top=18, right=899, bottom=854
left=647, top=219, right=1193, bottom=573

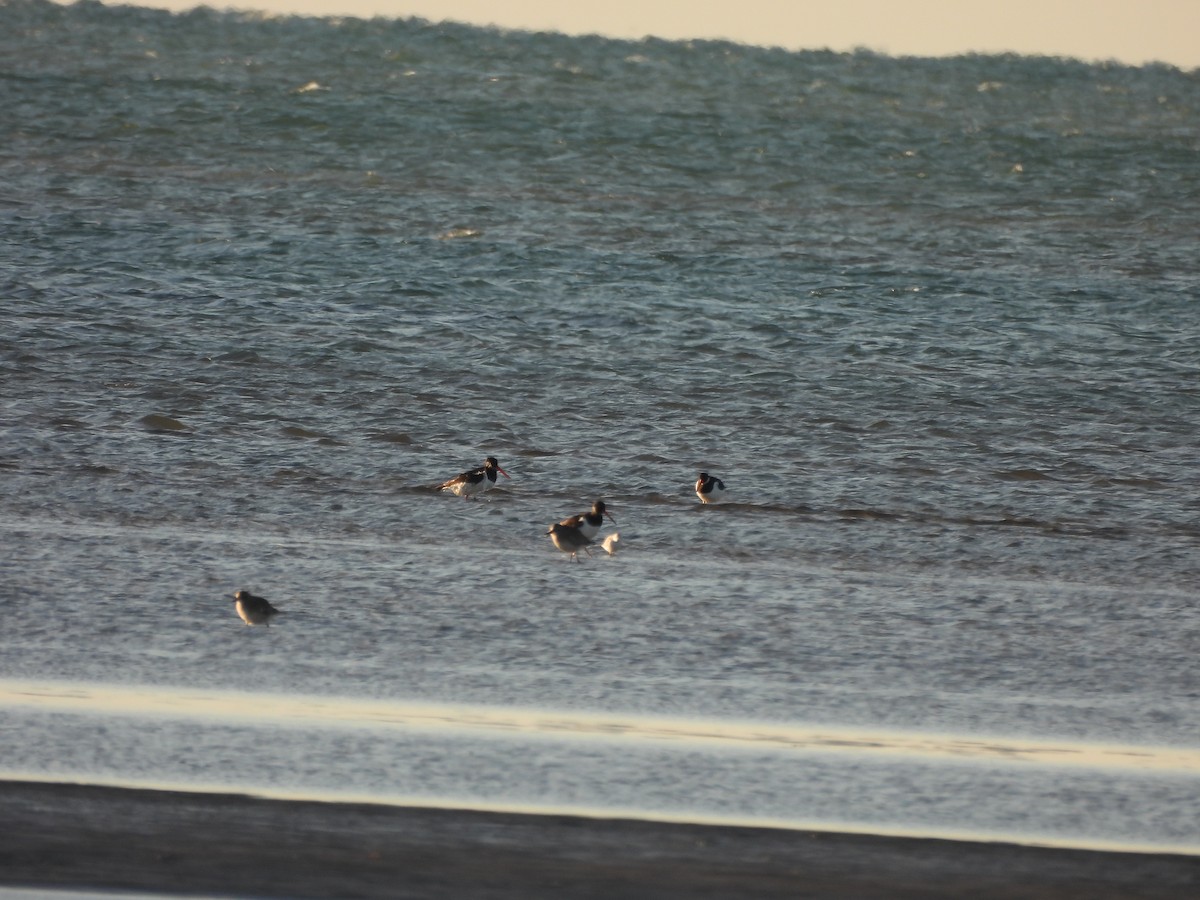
left=1, top=780, right=1197, bottom=899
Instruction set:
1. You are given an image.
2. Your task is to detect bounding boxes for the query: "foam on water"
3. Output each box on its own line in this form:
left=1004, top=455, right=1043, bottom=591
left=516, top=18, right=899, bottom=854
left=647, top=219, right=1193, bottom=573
left=4, top=680, right=1198, bottom=772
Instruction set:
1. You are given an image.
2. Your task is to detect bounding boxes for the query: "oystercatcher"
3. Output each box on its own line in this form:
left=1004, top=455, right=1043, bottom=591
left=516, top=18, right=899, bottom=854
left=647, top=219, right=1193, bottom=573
left=232, top=590, right=281, bottom=627
left=695, top=472, right=727, bottom=503
left=438, top=456, right=510, bottom=499
left=558, top=499, right=616, bottom=540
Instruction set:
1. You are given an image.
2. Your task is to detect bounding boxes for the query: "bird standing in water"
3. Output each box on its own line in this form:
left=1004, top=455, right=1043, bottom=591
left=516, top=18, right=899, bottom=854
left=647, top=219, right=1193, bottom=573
left=695, top=472, right=727, bottom=503
left=232, top=590, right=281, bottom=626
left=547, top=521, right=593, bottom=561
left=557, top=499, right=616, bottom=540
left=438, top=456, right=510, bottom=499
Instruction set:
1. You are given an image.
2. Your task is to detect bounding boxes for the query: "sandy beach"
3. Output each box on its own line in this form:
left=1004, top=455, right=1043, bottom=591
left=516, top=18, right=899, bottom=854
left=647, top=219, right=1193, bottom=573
left=1, top=780, right=1196, bottom=899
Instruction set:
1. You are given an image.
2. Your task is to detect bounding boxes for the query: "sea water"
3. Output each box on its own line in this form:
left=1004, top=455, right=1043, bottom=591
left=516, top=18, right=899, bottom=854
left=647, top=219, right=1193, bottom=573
left=1, top=0, right=1198, bottom=852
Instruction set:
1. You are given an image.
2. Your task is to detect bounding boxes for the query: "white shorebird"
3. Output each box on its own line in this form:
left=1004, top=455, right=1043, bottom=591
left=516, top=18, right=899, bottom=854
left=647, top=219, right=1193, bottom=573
left=438, top=456, right=510, bottom=499
left=232, top=590, right=281, bottom=627
left=695, top=472, right=727, bottom=503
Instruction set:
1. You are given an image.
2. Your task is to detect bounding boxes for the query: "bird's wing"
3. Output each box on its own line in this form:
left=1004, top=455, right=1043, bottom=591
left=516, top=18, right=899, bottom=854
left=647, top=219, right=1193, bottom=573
left=439, top=468, right=482, bottom=489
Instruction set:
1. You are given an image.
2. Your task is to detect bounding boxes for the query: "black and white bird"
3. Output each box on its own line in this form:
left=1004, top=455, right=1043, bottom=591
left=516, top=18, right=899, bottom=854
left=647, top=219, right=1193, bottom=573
left=232, top=590, right=281, bottom=627
left=695, top=472, right=727, bottom=503
left=557, top=499, right=616, bottom=540
left=438, top=456, right=510, bottom=499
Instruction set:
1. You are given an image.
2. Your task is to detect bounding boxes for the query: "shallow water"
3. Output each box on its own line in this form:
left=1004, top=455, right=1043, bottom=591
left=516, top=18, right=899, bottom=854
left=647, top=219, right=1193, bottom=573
left=4, top=679, right=1199, bottom=853
left=1, top=0, right=1199, bottom=852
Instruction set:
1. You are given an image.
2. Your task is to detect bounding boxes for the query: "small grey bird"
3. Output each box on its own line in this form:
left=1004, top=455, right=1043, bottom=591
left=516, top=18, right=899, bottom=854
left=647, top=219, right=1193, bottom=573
left=232, top=590, right=281, bottom=626
left=547, top=521, right=593, bottom=561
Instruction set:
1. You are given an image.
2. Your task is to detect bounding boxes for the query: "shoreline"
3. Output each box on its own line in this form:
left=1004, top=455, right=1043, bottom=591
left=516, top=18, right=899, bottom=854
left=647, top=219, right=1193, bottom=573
left=2, top=780, right=1197, bottom=899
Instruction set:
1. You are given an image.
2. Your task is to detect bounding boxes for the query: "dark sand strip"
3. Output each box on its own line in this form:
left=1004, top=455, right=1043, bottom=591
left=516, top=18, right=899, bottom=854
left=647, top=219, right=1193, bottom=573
left=1, top=780, right=1196, bottom=899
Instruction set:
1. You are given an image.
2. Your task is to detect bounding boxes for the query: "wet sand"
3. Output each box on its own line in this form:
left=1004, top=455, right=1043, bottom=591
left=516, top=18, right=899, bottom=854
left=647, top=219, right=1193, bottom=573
left=1, top=780, right=1197, bottom=899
